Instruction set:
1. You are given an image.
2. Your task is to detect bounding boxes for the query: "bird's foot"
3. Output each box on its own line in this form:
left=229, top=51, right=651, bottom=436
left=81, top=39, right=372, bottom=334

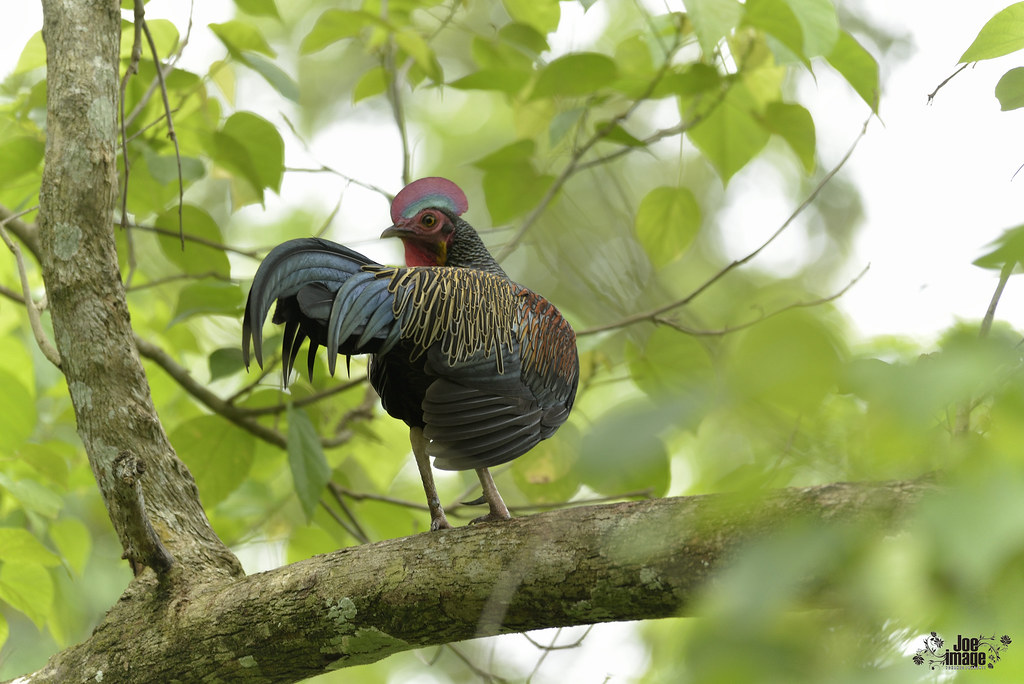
left=469, top=510, right=512, bottom=525
left=430, top=511, right=452, bottom=531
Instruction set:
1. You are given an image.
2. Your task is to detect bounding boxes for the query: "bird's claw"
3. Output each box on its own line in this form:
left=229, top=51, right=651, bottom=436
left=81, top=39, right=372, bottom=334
left=430, top=514, right=452, bottom=531
left=469, top=511, right=513, bottom=525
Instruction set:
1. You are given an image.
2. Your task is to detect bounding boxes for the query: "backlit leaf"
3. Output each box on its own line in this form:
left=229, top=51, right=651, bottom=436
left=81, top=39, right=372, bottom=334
left=502, top=0, right=560, bottom=34
left=780, top=0, right=838, bottom=58
left=531, top=53, right=618, bottom=99
left=578, top=399, right=671, bottom=497
left=235, top=0, right=280, bottom=19
left=0, top=371, right=35, bottom=451
left=745, top=0, right=806, bottom=64
left=394, top=31, right=442, bottom=83
left=210, top=20, right=276, bottom=59
left=995, top=67, right=1024, bottom=111
left=449, top=68, right=530, bottom=95
left=171, top=281, right=244, bottom=325
left=49, top=518, right=91, bottom=575
left=687, top=82, right=771, bottom=184
left=974, top=223, right=1024, bottom=269
left=0, top=137, right=44, bottom=184
left=0, top=528, right=60, bottom=566
left=634, top=186, right=701, bottom=266
left=287, top=405, right=330, bottom=522
left=687, top=0, right=743, bottom=57
left=300, top=9, right=382, bottom=54
left=960, top=2, right=1024, bottom=62
left=171, top=415, right=256, bottom=507
left=827, top=31, right=879, bottom=112
left=0, top=561, right=53, bottom=629
left=354, top=66, right=387, bottom=102
left=761, top=101, right=816, bottom=172
left=212, top=111, right=284, bottom=203
left=240, top=51, right=300, bottom=102
left=155, top=204, right=230, bottom=276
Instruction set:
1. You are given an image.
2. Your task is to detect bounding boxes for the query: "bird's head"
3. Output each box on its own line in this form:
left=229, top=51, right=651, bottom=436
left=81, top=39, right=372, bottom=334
left=382, top=177, right=469, bottom=267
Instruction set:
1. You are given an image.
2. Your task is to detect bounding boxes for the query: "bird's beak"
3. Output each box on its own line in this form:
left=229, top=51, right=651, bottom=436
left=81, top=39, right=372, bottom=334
left=380, top=224, right=413, bottom=240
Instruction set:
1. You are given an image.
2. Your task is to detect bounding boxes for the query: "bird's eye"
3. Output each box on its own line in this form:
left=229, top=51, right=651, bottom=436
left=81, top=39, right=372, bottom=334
left=422, top=214, right=437, bottom=228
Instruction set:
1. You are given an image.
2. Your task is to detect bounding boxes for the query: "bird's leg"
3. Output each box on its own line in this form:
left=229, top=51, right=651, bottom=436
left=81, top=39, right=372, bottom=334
left=410, top=427, right=451, bottom=531
left=470, top=468, right=512, bottom=524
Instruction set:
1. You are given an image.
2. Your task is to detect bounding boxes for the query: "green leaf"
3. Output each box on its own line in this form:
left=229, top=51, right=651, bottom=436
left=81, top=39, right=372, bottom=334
left=209, top=347, right=246, bottom=381
left=687, top=82, right=771, bottom=184
left=287, top=406, right=330, bottom=522
left=578, top=400, right=671, bottom=497
left=512, top=424, right=580, bottom=504
left=745, top=0, right=806, bottom=64
left=634, top=186, right=702, bottom=266
left=761, top=102, right=816, bottom=172
left=170, top=281, right=244, bottom=325
left=0, top=371, right=35, bottom=451
left=212, top=111, right=285, bottom=203
left=974, top=223, right=1024, bottom=269
left=626, top=328, right=714, bottom=420
left=49, top=518, right=91, bottom=576
left=235, top=0, right=280, bottom=19
left=155, top=204, right=231, bottom=277
left=497, top=23, right=550, bottom=56
left=210, top=20, right=276, bottom=59
left=0, top=136, right=44, bottom=184
left=779, top=0, right=838, bottom=58
left=960, top=2, right=1024, bottom=62
left=240, top=51, right=300, bottom=102
left=995, top=67, right=1024, bottom=110
left=449, top=68, right=530, bottom=95
left=0, top=613, right=7, bottom=652
left=0, top=528, right=60, bottom=567
left=14, top=31, right=45, bottom=74
left=481, top=163, right=555, bottom=225
left=353, top=66, right=387, bottom=102
left=142, top=149, right=205, bottom=186
left=300, top=9, right=383, bottom=54
left=687, top=0, right=744, bottom=57
left=531, top=53, right=618, bottom=99
left=394, top=31, right=442, bottom=83
left=472, top=139, right=536, bottom=169
left=502, top=0, right=560, bottom=34
left=0, top=473, right=62, bottom=518
left=0, top=561, right=53, bottom=629
left=171, top=415, right=256, bottom=507
left=729, top=309, right=842, bottom=411
left=826, top=31, right=879, bottom=112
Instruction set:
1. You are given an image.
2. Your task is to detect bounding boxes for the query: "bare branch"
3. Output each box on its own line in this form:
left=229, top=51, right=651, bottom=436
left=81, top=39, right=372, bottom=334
left=141, top=19, right=185, bottom=249
left=578, top=114, right=874, bottom=336
left=927, top=63, right=970, bottom=104
left=0, top=206, right=60, bottom=367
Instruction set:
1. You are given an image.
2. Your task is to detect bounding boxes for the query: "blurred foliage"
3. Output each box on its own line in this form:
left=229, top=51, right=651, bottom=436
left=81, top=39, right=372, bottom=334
left=0, top=0, right=1022, bottom=682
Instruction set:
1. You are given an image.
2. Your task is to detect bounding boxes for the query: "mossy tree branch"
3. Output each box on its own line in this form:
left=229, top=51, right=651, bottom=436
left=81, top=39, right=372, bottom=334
left=12, top=479, right=930, bottom=684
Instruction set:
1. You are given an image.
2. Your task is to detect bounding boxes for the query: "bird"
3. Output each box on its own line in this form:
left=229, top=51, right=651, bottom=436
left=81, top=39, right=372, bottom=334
left=242, top=177, right=579, bottom=530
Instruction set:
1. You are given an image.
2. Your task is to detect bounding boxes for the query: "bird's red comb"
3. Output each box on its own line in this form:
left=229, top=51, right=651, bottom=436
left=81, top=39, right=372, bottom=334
left=391, top=177, right=469, bottom=223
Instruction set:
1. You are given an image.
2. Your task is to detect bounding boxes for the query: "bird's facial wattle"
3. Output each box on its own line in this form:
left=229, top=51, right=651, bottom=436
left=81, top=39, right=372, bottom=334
left=383, top=209, right=454, bottom=267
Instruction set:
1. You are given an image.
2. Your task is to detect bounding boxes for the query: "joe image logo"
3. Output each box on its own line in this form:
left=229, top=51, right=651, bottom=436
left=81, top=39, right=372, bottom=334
left=912, top=632, right=1012, bottom=670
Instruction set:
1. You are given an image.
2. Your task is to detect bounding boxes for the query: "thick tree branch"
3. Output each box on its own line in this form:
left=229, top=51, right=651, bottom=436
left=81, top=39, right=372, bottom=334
left=36, top=0, right=239, bottom=579
left=15, top=479, right=931, bottom=683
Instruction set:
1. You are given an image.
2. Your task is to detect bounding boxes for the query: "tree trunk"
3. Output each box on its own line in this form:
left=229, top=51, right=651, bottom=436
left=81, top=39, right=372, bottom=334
left=36, top=0, right=239, bottom=578
left=9, top=479, right=931, bottom=683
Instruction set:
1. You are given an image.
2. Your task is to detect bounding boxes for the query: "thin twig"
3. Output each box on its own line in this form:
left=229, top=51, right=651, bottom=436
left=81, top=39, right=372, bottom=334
left=141, top=19, right=184, bottom=249
left=650, top=265, right=870, bottom=337
left=125, top=222, right=261, bottom=258
left=579, top=113, right=873, bottom=336
left=126, top=271, right=237, bottom=292
left=319, top=499, right=368, bottom=543
left=495, top=30, right=687, bottom=261
left=382, top=0, right=412, bottom=186
left=238, top=375, right=368, bottom=416
left=119, top=2, right=145, bottom=287
left=327, top=484, right=371, bottom=544
left=0, top=206, right=60, bottom=367
left=444, top=644, right=504, bottom=683
left=927, top=63, right=970, bottom=104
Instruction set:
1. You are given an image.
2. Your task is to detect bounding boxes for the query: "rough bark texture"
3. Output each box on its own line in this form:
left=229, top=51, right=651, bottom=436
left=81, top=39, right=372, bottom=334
left=36, top=0, right=240, bottom=578
left=11, top=480, right=931, bottom=684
